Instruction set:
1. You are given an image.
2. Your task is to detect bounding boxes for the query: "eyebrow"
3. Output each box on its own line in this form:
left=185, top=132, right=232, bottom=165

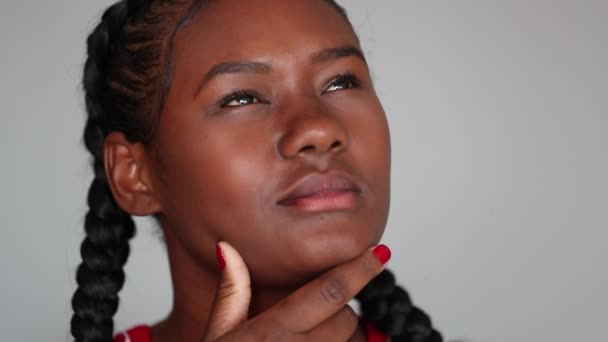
left=194, top=61, right=271, bottom=95
left=309, top=45, right=366, bottom=65
left=194, top=45, right=366, bottom=96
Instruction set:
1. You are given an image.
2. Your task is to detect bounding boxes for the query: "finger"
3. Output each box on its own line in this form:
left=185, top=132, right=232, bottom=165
left=305, top=305, right=359, bottom=341
left=204, top=241, right=252, bottom=341
left=274, top=244, right=391, bottom=332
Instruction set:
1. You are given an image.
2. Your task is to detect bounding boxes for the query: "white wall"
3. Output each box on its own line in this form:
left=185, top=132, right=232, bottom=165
left=1, top=1, right=606, bottom=341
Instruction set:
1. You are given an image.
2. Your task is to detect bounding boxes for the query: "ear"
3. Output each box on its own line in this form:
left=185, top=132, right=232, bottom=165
left=103, top=131, right=162, bottom=216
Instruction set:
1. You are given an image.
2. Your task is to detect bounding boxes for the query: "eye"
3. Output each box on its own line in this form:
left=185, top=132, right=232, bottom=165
left=323, top=73, right=361, bottom=93
left=220, top=90, right=263, bottom=108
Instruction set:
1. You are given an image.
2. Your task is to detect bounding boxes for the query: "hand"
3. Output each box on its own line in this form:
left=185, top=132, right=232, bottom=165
left=202, top=242, right=391, bottom=341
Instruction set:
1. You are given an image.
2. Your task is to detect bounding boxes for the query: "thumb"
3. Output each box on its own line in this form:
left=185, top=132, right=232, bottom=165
left=204, top=241, right=251, bottom=341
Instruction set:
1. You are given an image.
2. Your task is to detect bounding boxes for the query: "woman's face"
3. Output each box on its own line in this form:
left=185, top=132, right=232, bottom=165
left=151, top=0, right=390, bottom=287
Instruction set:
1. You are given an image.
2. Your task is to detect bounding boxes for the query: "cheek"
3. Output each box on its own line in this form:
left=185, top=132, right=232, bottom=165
left=155, top=123, right=274, bottom=240
left=347, top=100, right=392, bottom=228
left=347, top=100, right=391, bottom=183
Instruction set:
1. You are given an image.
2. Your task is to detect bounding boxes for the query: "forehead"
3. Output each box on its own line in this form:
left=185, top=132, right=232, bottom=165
left=172, top=0, right=358, bottom=66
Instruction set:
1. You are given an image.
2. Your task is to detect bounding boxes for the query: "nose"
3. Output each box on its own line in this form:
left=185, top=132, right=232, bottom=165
left=277, top=110, right=348, bottom=160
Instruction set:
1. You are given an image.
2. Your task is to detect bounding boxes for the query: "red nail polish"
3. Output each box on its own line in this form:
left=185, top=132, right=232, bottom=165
left=372, top=244, right=391, bottom=265
left=216, top=243, right=226, bottom=270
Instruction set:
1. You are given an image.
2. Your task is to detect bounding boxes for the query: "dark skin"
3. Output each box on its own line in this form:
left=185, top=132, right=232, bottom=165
left=104, top=0, right=390, bottom=341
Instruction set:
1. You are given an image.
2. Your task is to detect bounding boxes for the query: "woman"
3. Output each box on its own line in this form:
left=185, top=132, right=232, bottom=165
left=71, top=0, right=442, bottom=341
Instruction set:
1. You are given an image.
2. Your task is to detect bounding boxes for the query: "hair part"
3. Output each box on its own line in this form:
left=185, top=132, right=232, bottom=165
left=72, top=1, right=442, bottom=341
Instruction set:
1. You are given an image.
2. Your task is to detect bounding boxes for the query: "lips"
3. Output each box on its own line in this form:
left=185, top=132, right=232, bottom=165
left=277, top=171, right=362, bottom=212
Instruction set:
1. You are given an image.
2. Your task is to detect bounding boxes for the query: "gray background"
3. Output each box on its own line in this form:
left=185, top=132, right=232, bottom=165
left=1, top=1, right=606, bottom=341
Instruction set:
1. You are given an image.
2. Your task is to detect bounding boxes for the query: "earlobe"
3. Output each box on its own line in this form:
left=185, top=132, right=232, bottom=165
left=103, top=131, right=162, bottom=216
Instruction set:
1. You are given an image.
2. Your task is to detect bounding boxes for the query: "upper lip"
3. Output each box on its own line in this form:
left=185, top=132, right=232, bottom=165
left=277, top=171, right=362, bottom=204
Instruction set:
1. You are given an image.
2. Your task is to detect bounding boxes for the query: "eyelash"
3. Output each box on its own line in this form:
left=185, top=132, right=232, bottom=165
left=218, top=72, right=362, bottom=108
left=324, top=72, right=361, bottom=93
left=219, top=89, right=264, bottom=108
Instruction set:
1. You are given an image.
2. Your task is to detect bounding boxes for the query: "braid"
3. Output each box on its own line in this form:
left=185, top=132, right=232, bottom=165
left=72, top=1, right=199, bottom=341
left=72, top=3, right=137, bottom=341
left=70, top=157, right=136, bottom=342
left=357, top=269, right=443, bottom=341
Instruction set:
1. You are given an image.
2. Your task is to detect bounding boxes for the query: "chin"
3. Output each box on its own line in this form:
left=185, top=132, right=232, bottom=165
left=248, top=219, right=385, bottom=289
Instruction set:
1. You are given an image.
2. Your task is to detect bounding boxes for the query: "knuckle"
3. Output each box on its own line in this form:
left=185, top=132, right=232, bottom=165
left=320, top=276, right=349, bottom=305
left=217, top=282, right=238, bottom=299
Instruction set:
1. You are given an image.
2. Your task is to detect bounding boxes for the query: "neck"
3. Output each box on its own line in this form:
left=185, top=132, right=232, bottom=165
left=152, top=225, right=216, bottom=342
left=152, top=226, right=297, bottom=342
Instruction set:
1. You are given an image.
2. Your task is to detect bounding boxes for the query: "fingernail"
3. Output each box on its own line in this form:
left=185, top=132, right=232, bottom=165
left=216, top=243, right=226, bottom=270
left=372, top=244, right=391, bottom=265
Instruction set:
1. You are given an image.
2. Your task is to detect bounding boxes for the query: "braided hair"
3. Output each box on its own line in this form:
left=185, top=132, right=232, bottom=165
left=71, top=1, right=442, bottom=341
left=72, top=1, right=201, bottom=341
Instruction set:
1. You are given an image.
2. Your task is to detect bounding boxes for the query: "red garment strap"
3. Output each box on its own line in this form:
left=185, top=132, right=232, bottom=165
left=114, top=321, right=387, bottom=342
left=113, top=325, right=152, bottom=342
left=364, top=318, right=389, bottom=342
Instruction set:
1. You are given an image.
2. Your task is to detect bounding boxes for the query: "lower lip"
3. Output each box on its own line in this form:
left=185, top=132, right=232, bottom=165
left=279, top=190, right=359, bottom=212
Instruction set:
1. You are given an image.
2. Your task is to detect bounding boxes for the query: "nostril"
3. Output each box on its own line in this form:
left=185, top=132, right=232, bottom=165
left=299, top=144, right=316, bottom=154
left=298, top=141, right=342, bottom=155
